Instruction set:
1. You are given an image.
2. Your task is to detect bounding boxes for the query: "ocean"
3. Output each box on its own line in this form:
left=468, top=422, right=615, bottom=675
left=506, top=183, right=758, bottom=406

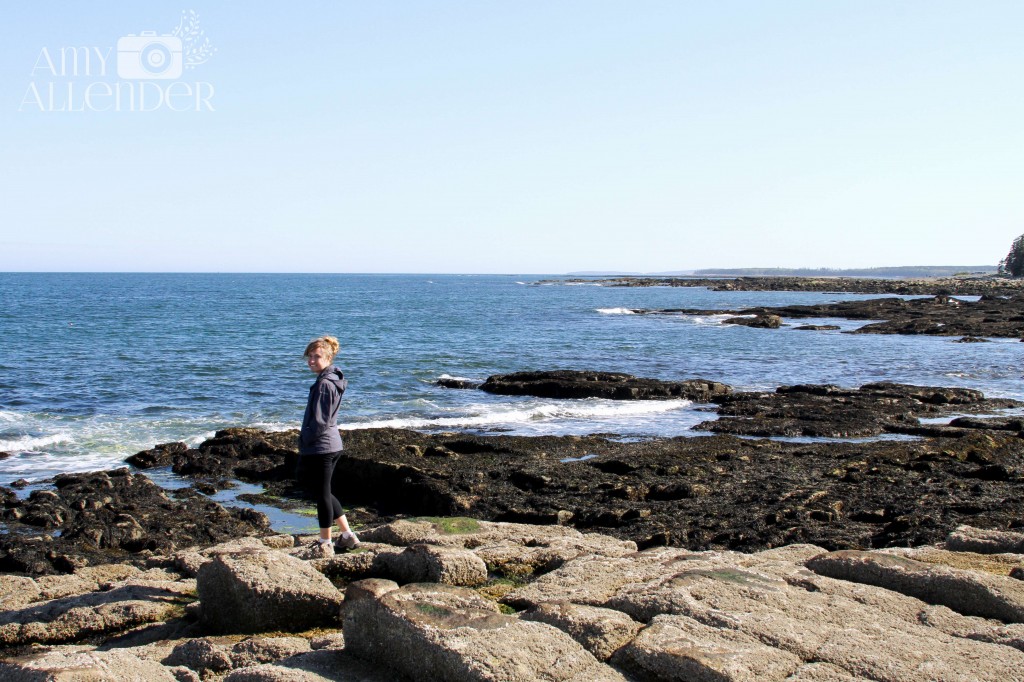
left=2, top=273, right=1022, bottom=484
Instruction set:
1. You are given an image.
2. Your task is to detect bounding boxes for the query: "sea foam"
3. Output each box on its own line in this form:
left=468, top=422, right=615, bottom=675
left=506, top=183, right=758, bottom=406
left=343, top=398, right=692, bottom=432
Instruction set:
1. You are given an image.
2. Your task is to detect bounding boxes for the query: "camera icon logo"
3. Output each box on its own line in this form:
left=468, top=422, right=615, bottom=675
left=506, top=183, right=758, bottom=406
left=117, top=31, right=183, bottom=79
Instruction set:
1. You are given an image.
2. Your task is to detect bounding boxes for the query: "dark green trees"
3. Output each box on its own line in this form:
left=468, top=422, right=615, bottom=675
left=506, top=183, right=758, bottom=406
left=999, top=234, right=1024, bottom=277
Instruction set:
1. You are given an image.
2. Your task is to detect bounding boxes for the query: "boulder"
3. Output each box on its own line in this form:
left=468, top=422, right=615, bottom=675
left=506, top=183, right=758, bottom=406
left=806, top=549, right=1024, bottom=622
left=197, top=549, right=343, bottom=634
left=321, top=544, right=487, bottom=586
left=343, top=580, right=625, bottom=681
left=382, top=544, right=488, bottom=586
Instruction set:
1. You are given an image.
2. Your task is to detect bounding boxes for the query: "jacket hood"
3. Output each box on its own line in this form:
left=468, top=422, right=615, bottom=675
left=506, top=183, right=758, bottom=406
left=318, top=365, right=346, bottom=390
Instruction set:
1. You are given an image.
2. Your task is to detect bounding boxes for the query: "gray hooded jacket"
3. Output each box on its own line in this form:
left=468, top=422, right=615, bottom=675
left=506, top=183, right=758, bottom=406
left=299, top=366, right=347, bottom=454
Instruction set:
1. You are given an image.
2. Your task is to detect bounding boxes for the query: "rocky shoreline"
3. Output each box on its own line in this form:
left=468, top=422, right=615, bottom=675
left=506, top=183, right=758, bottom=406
left=542, top=275, right=1024, bottom=296
left=4, top=377, right=1022, bottom=576
left=630, top=292, right=1024, bottom=338
left=3, top=373, right=1024, bottom=679
left=2, top=519, right=1024, bottom=680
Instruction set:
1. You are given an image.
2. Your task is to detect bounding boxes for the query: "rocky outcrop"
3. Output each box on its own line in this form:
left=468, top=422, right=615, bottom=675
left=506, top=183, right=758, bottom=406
left=197, top=549, right=344, bottom=634
left=723, top=313, right=783, bottom=328
left=503, top=531, right=1024, bottom=681
left=479, top=370, right=732, bottom=401
left=127, top=428, right=298, bottom=481
left=695, top=381, right=1018, bottom=438
left=3, top=522, right=1024, bottom=681
left=633, top=293, right=1024, bottom=338
left=436, top=377, right=481, bottom=389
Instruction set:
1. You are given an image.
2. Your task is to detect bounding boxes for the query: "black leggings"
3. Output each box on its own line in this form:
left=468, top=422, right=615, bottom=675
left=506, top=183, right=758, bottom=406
left=296, top=451, right=344, bottom=529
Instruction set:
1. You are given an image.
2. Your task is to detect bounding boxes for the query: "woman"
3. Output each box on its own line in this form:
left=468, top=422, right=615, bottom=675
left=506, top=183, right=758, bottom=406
left=297, top=335, right=359, bottom=550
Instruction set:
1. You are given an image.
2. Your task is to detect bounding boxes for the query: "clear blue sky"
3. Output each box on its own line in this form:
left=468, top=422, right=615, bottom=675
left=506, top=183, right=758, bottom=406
left=2, top=2, right=1021, bottom=273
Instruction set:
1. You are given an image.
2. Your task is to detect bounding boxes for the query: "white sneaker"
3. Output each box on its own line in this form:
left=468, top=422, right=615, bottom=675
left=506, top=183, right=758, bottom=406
left=335, top=531, right=360, bottom=550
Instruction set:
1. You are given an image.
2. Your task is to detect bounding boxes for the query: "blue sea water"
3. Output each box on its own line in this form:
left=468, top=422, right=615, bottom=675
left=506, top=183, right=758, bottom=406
left=1, top=273, right=1023, bottom=484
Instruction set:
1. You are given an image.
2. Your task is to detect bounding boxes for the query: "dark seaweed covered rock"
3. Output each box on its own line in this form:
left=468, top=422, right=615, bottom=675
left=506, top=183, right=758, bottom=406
left=128, top=428, right=298, bottom=486
left=0, top=468, right=270, bottom=575
left=126, top=441, right=188, bottom=469
left=479, top=371, right=731, bottom=402
left=694, top=382, right=1015, bottom=438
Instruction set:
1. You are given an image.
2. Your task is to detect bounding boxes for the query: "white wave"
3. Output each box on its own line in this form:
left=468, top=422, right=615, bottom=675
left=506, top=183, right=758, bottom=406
left=437, top=373, right=477, bottom=383
left=596, top=308, right=636, bottom=315
left=689, top=313, right=752, bottom=326
left=565, top=282, right=602, bottom=286
left=0, top=410, right=27, bottom=424
left=0, top=450, right=131, bottom=480
left=344, top=398, right=691, bottom=431
left=0, top=433, right=73, bottom=452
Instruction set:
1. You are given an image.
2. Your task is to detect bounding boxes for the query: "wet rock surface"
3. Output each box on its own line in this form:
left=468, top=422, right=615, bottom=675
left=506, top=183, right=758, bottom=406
left=0, top=469, right=271, bottom=576
left=7, top=380, right=1022, bottom=577
left=634, top=293, right=1024, bottom=338
left=696, top=381, right=1021, bottom=438
left=123, top=380, right=1024, bottom=555
left=3, top=522, right=1024, bottom=681
left=478, top=370, right=732, bottom=401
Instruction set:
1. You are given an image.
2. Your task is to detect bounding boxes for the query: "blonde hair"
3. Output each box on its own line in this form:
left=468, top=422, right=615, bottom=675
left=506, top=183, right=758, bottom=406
left=304, top=335, right=340, bottom=362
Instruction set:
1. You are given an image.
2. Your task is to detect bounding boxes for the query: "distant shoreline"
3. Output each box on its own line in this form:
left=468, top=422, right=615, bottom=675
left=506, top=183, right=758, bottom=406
left=540, top=274, right=1023, bottom=296
left=567, top=266, right=997, bottom=278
